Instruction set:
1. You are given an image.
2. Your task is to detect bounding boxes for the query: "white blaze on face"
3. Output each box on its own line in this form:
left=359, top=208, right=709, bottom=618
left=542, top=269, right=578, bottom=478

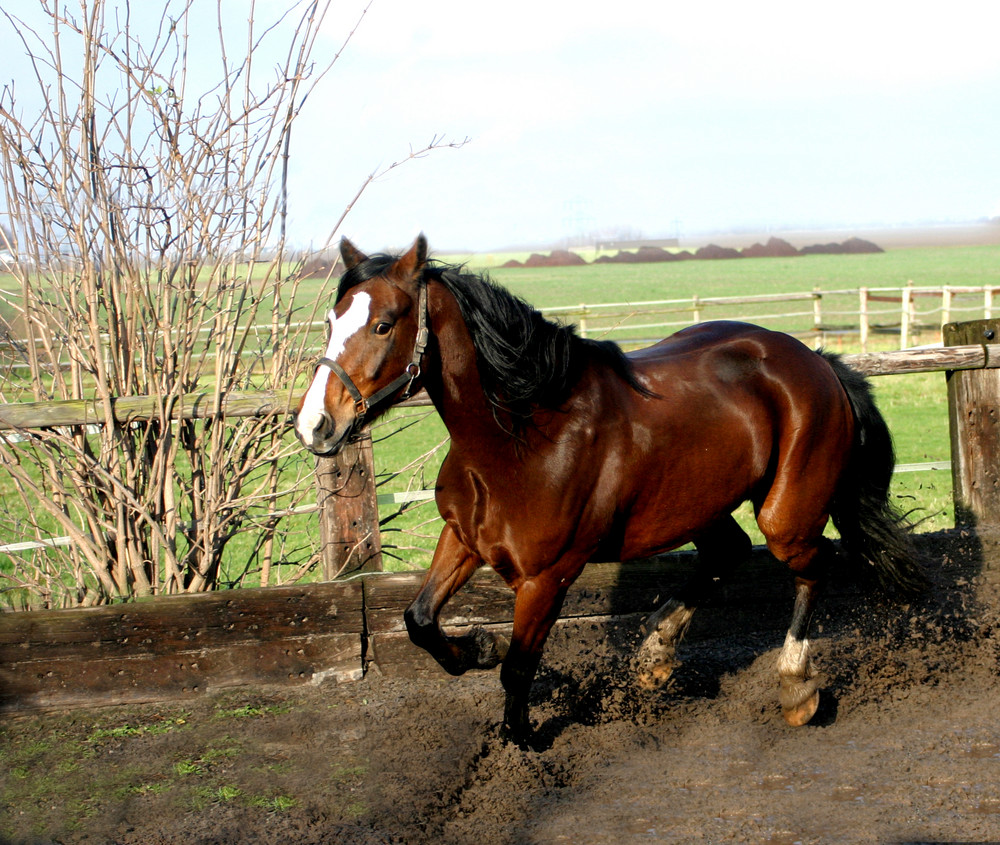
left=295, top=292, right=372, bottom=447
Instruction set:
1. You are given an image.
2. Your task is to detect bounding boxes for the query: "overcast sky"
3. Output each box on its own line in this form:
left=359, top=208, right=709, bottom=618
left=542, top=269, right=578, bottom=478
left=4, top=0, right=1000, bottom=253
left=291, top=0, right=1000, bottom=252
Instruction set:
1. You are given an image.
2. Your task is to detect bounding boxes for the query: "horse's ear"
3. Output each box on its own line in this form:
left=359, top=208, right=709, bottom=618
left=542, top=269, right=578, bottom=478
left=393, top=234, right=428, bottom=282
left=340, top=237, right=368, bottom=270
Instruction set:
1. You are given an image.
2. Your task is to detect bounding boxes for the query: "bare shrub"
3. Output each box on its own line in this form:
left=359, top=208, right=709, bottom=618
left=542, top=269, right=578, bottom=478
left=0, top=1, right=458, bottom=607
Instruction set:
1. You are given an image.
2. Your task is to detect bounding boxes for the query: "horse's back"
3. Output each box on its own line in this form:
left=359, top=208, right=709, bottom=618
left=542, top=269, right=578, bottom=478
left=629, top=320, right=815, bottom=371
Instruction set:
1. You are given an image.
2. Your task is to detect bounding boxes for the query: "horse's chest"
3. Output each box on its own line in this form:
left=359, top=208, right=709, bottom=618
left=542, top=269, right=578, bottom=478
left=437, top=459, right=579, bottom=571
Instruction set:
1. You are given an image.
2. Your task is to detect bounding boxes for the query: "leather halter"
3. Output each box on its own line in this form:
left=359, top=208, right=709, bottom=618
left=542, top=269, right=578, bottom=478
left=315, top=282, right=429, bottom=430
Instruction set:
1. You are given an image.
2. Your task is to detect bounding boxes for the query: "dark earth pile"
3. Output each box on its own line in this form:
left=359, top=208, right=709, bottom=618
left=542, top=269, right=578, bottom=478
left=503, top=237, right=881, bottom=268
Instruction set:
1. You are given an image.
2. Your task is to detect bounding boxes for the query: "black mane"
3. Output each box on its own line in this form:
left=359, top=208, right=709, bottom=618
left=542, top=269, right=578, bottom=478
left=338, top=253, right=650, bottom=428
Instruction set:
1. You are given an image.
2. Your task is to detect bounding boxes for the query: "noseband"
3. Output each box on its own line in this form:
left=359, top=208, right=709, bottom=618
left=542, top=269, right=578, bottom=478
left=315, top=282, right=430, bottom=431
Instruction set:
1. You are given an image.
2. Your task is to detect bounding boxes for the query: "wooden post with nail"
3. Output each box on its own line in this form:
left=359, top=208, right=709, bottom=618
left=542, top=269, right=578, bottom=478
left=945, top=318, right=1000, bottom=528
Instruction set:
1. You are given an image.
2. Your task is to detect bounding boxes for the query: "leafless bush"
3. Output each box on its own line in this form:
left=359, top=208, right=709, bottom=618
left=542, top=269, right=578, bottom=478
left=0, top=0, right=457, bottom=608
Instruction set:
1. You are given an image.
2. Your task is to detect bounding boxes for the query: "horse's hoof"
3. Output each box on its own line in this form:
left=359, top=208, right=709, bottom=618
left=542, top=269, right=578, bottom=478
left=782, top=690, right=820, bottom=727
left=499, top=721, right=538, bottom=751
left=471, top=627, right=507, bottom=669
left=636, top=662, right=674, bottom=691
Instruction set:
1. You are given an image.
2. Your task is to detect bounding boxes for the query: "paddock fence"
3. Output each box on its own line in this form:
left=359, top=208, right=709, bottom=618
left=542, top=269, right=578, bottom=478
left=2, top=319, right=1000, bottom=712
left=2, top=284, right=997, bottom=380
left=546, top=283, right=1000, bottom=352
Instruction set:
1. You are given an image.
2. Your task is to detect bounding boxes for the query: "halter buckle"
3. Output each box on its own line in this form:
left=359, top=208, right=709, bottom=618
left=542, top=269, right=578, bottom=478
left=401, top=362, right=422, bottom=400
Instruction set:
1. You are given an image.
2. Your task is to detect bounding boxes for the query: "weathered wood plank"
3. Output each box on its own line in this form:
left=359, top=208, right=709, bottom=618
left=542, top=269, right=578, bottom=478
left=843, top=345, right=995, bottom=377
left=1, top=633, right=362, bottom=712
left=945, top=320, right=1000, bottom=527
left=0, top=390, right=297, bottom=431
left=0, top=580, right=365, bottom=713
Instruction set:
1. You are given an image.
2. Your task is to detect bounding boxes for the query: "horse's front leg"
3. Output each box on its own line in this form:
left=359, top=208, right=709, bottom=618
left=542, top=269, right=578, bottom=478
left=500, top=572, right=571, bottom=748
left=404, top=524, right=508, bottom=675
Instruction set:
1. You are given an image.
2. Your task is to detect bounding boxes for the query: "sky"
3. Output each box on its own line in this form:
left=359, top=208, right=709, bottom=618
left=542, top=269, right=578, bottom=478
left=291, top=0, right=1000, bottom=252
left=4, top=0, right=1000, bottom=253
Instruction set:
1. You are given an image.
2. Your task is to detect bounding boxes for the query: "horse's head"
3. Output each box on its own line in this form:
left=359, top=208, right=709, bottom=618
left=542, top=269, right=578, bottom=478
left=294, top=235, right=430, bottom=455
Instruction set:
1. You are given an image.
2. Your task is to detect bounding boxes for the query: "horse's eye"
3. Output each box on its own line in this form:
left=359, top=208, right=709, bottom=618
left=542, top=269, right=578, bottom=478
left=373, top=322, right=392, bottom=336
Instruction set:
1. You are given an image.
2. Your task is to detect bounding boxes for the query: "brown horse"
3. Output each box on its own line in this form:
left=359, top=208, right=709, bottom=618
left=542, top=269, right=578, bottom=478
left=294, top=235, right=923, bottom=747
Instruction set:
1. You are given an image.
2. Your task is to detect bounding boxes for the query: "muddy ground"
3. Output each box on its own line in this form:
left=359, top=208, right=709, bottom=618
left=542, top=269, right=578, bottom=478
left=4, top=531, right=1000, bottom=844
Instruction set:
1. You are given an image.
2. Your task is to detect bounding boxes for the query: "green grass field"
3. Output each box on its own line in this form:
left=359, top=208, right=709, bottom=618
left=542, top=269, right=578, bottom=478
left=478, top=244, right=1000, bottom=304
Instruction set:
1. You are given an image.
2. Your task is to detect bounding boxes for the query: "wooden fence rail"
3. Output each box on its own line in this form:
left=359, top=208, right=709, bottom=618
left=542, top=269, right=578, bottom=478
left=546, top=284, right=1000, bottom=351
left=1, top=343, right=992, bottom=433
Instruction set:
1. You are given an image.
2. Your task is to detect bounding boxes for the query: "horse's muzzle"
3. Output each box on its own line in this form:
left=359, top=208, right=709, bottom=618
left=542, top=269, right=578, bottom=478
left=293, top=410, right=354, bottom=457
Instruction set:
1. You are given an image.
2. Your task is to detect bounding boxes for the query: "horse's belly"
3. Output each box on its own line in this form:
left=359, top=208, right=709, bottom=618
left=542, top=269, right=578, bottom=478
left=595, top=472, right=754, bottom=562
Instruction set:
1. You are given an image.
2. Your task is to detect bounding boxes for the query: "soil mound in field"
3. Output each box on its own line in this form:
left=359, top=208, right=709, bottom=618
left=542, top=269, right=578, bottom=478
left=593, top=247, right=690, bottom=264
left=800, top=242, right=847, bottom=255
left=695, top=243, right=743, bottom=260
left=522, top=250, right=587, bottom=268
left=801, top=237, right=883, bottom=255
left=741, top=237, right=801, bottom=258
left=634, top=246, right=681, bottom=262
left=594, top=250, right=639, bottom=264
left=841, top=236, right=884, bottom=254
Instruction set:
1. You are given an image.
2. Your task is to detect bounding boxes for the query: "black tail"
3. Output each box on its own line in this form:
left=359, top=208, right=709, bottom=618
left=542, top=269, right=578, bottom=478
left=822, top=353, right=927, bottom=595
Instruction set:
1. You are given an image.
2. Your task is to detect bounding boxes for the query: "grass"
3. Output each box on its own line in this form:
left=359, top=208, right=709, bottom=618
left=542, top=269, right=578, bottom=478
left=0, top=691, right=353, bottom=840
left=486, top=244, right=1000, bottom=305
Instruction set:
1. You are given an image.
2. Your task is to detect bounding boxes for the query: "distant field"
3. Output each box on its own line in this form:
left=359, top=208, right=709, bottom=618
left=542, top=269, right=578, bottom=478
left=484, top=244, right=1000, bottom=306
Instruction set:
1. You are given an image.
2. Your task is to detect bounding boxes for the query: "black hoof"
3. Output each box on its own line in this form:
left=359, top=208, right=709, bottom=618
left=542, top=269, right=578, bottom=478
left=499, top=721, right=539, bottom=751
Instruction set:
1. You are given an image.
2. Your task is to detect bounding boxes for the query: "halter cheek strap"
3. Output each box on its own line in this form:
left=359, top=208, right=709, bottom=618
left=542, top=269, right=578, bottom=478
left=316, top=282, right=429, bottom=428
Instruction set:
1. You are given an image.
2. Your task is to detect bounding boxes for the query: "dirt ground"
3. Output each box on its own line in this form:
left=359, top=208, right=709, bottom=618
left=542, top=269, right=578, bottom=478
left=4, top=530, right=1000, bottom=844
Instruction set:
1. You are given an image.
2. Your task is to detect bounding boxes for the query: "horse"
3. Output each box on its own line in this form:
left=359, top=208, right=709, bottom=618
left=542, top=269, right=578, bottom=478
left=294, top=234, right=924, bottom=747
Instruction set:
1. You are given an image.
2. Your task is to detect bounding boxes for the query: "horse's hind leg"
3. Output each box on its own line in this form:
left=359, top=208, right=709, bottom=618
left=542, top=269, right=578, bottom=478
left=766, top=534, right=835, bottom=727
left=636, top=515, right=751, bottom=690
left=779, top=568, right=823, bottom=726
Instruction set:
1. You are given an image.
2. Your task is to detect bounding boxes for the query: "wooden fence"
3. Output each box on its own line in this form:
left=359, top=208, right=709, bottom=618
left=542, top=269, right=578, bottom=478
left=545, top=284, right=1000, bottom=351
left=2, top=319, right=1000, bottom=712
left=2, top=284, right=997, bottom=377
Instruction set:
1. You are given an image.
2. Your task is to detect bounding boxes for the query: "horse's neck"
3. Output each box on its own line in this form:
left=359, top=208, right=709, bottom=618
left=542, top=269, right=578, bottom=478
left=424, top=286, right=511, bottom=449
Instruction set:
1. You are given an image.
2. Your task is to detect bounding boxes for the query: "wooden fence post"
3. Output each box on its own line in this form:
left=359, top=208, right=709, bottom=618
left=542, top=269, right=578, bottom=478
left=859, top=287, right=869, bottom=353
left=941, top=286, right=952, bottom=340
left=900, top=282, right=914, bottom=348
left=945, top=319, right=1000, bottom=527
left=315, top=429, right=382, bottom=578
